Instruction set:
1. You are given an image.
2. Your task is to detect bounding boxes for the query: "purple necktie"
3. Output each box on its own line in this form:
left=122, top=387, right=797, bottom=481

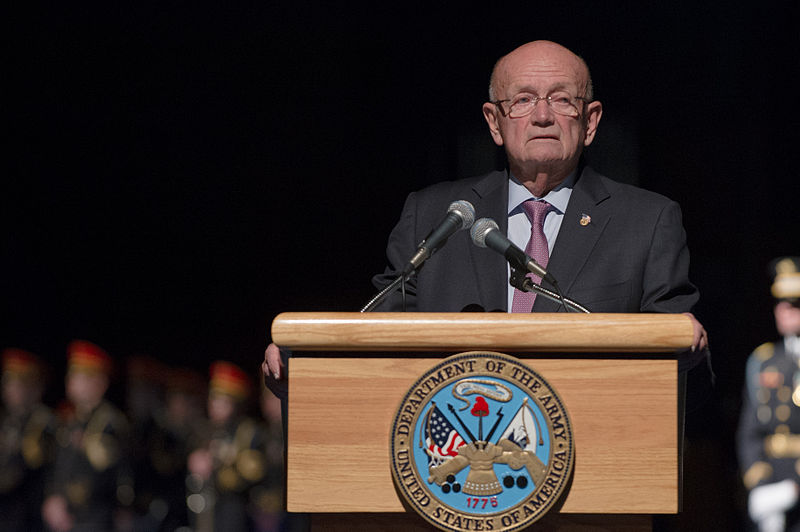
left=511, top=200, right=554, bottom=313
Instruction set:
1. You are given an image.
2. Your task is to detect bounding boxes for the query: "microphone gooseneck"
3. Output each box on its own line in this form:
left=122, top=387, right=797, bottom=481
left=470, top=217, right=589, bottom=313
left=361, top=200, right=476, bottom=313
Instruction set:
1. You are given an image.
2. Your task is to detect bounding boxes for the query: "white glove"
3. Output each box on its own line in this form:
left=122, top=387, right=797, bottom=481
left=749, top=479, right=799, bottom=531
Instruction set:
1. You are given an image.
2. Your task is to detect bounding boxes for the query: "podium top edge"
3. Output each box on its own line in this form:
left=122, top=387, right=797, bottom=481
left=270, top=312, right=694, bottom=353
left=272, top=311, right=691, bottom=322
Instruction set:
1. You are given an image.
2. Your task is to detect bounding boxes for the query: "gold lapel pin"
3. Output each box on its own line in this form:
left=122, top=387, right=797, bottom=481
left=579, top=213, right=591, bottom=226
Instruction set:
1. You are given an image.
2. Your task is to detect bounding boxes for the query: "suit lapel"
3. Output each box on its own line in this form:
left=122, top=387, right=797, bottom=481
left=469, top=171, right=509, bottom=312
left=533, top=167, right=611, bottom=312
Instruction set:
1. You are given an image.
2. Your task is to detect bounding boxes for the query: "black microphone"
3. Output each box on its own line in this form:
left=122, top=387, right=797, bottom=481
left=404, top=200, right=475, bottom=274
left=470, top=217, right=556, bottom=285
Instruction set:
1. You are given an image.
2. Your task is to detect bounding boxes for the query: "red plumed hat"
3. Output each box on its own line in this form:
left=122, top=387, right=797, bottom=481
left=67, top=340, right=113, bottom=375
left=2, top=348, right=44, bottom=379
left=209, top=360, right=251, bottom=401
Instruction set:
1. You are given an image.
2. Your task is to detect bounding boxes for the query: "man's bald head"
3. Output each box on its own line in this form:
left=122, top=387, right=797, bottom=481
left=489, top=40, right=593, bottom=102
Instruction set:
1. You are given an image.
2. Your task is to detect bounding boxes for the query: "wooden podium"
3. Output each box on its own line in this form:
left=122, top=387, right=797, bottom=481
left=271, top=312, right=694, bottom=531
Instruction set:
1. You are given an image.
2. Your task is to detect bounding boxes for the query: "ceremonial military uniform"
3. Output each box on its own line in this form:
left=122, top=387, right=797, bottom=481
left=250, top=387, right=288, bottom=532
left=44, top=340, right=133, bottom=532
left=0, top=348, right=56, bottom=532
left=142, top=367, right=207, bottom=531
left=125, top=355, right=171, bottom=532
left=188, top=361, right=270, bottom=532
left=738, top=258, right=800, bottom=532
left=50, top=399, right=133, bottom=529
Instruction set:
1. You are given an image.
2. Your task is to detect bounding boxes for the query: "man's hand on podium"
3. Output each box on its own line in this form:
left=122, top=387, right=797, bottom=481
left=683, top=312, right=709, bottom=353
left=263, top=342, right=288, bottom=399
left=677, top=312, right=711, bottom=375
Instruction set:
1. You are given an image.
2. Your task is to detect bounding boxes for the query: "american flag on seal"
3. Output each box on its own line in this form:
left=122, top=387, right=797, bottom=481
left=424, top=404, right=466, bottom=468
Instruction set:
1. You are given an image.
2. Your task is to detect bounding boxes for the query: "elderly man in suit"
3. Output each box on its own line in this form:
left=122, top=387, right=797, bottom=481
left=264, top=40, right=709, bottom=387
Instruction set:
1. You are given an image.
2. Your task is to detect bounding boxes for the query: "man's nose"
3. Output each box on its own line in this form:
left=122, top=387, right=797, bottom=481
left=529, top=98, right=554, bottom=124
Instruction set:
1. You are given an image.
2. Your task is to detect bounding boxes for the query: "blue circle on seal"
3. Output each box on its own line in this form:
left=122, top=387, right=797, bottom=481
left=411, top=376, right=552, bottom=511
left=390, top=351, right=574, bottom=531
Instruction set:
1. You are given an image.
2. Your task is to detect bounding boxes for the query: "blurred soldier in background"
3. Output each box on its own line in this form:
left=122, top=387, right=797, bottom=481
left=42, top=340, right=133, bottom=532
left=0, top=348, right=55, bottom=532
left=124, top=355, right=168, bottom=531
left=249, top=385, right=287, bottom=532
left=143, top=366, right=207, bottom=531
left=126, top=355, right=167, bottom=433
left=738, top=257, right=800, bottom=532
left=187, top=361, right=269, bottom=532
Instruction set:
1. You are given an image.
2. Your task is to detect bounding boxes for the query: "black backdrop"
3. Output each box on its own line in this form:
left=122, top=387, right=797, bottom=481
left=4, top=2, right=799, bottom=529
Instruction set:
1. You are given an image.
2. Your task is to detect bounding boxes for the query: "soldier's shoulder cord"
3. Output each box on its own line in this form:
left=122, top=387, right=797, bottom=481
left=233, top=417, right=261, bottom=450
left=85, top=401, right=129, bottom=437
left=752, top=342, right=776, bottom=362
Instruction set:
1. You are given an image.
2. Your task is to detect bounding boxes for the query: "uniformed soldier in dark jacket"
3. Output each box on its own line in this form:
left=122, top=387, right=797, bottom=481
left=738, top=257, right=800, bottom=532
left=42, top=340, right=133, bottom=532
left=0, top=348, right=56, bottom=532
left=124, top=354, right=168, bottom=532
left=187, top=360, right=269, bottom=532
left=250, top=385, right=288, bottom=532
left=144, top=366, right=207, bottom=531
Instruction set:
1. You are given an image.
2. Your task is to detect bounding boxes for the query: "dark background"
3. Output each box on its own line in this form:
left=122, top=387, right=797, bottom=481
left=3, top=2, right=799, bottom=528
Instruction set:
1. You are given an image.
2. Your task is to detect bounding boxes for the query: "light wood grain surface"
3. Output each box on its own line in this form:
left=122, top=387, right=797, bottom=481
left=287, top=356, right=678, bottom=514
left=272, top=312, right=694, bottom=352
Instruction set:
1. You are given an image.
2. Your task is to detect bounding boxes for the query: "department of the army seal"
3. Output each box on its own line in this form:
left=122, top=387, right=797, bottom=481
left=390, top=351, right=574, bottom=531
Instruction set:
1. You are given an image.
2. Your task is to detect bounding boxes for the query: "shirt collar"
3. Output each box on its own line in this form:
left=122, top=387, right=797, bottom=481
left=507, top=170, right=577, bottom=216
left=786, top=335, right=800, bottom=357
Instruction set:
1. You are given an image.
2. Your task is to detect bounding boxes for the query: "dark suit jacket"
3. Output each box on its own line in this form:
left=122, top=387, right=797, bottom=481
left=372, top=165, right=699, bottom=315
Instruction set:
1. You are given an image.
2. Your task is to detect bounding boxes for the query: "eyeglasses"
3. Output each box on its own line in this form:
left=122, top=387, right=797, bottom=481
left=492, top=92, right=588, bottom=118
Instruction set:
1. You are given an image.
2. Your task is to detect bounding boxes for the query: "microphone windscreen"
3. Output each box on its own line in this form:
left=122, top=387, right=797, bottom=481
left=448, top=200, right=476, bottom=229
left=470, top=218, right=499, bottom=248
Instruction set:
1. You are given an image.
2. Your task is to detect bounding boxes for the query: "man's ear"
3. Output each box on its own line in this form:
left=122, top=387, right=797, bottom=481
left=583, top=101, right=603, bottom=147
left=482, top=102, right=504, bottom=147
